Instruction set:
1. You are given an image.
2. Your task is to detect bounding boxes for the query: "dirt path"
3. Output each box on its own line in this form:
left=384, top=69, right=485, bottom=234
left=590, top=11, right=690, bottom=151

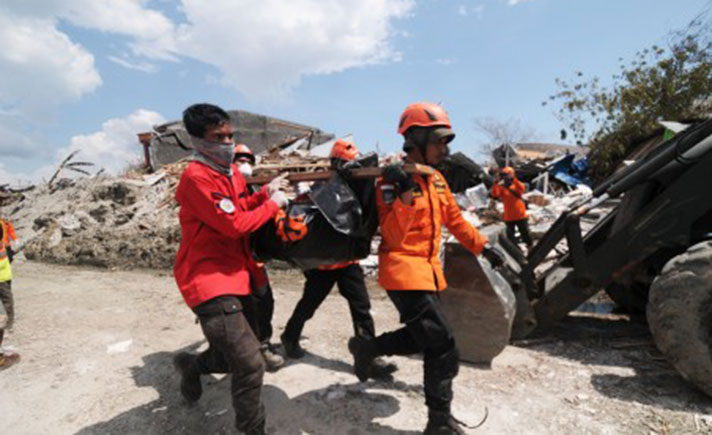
left=1, top=261, right=711, bottom=434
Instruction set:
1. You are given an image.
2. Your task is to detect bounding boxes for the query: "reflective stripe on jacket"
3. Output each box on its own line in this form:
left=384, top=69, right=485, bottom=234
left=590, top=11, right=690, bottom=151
left=376, top=167, right=488, bottom=291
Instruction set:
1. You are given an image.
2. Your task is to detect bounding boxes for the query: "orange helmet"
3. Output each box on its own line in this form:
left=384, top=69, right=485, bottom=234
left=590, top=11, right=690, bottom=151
left=234, top=143, right=255, bottom=164
left=398, top=102, right=452, bottom=136
left=502, top=166, right=515, bottom=176
left=329, top=139, right=359, bottom=161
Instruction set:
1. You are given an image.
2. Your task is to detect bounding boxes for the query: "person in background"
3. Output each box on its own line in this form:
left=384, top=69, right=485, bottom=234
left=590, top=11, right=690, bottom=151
left=490, top=166, right=532, bottom=250
left=234, top=143, right=286, bottom=372
left=0, top=217, right=19, bottom=370
left=280, top=139, right=397, bottom=379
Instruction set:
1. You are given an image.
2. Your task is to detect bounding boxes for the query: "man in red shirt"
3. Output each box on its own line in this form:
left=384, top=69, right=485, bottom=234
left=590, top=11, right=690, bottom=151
left=172, top=103, right=288, bottom=435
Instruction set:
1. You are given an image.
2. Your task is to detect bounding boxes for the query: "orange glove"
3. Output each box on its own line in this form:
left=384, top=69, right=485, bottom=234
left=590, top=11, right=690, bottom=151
left=275, top=210, right=308, bottom=243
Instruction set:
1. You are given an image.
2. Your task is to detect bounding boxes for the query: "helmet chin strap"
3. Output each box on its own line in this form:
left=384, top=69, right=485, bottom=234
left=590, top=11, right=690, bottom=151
left=404, top=128, right=433, bottom=164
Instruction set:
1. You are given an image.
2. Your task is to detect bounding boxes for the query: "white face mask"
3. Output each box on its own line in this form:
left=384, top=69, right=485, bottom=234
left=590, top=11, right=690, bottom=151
left=238, top=162, right=253, bottom=177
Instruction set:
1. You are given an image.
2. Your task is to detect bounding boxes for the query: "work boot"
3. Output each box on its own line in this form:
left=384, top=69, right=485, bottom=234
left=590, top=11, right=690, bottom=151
left=260, top=342, right=285, bottom=372
left=348, top=336, right=377, bottom=382
left=423, top=410, right=466, bottom=435
left=370, top=357, right=398, bottom=379
left=245, top=418, right=266, bottom=435
left=280, top=332, right=305, bottom=359
left=173, top=352, right=202, bottom=403
left=0, top=352, right=20, bottom=371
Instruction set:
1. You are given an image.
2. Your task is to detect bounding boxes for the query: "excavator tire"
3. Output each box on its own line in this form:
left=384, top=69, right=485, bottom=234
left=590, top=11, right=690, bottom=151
left=605, top=281, right=649, bottom=314
left=647, top=240, right=712, bottom=397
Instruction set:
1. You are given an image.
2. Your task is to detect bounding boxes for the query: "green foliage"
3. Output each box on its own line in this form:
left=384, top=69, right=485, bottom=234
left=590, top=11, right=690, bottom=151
left=546, top=12, right=712, bottom=180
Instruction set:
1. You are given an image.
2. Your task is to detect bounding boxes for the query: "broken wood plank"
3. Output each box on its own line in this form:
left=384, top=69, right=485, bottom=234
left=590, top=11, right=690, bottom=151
left=254, top=162, right=330, bottom=171
left=245, top=163, right=434, bottom=185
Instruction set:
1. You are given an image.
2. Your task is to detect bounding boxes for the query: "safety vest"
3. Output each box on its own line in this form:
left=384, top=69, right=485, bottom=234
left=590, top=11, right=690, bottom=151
left=0, top=242, right=11, bottom=283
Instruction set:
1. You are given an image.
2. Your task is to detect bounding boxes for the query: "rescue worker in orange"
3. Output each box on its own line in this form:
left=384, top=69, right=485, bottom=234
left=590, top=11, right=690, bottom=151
left=491, top=166, right=533, bottom=249
left=280, top=139, right=397, bottom=378
left=234, top=143, right=286, bottom=372
left=172, top=104, right=289, bottom=435
left=1, top=218, right=17, bottom=262
left=0, top=217, right=19, bottom=370
left=348, top=102, right=505, bottom=434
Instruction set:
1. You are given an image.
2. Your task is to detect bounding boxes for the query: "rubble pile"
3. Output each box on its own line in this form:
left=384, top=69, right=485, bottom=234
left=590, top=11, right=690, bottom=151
left=9, top=167, right=185, bottom=269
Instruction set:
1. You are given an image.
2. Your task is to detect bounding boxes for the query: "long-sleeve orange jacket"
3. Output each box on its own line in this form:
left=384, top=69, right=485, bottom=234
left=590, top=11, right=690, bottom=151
left=376, top=168, right=488, bottom=291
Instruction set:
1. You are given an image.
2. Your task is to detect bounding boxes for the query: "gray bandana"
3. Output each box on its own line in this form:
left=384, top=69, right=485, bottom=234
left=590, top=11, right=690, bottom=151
left=190, top=135, right=235, bottom=176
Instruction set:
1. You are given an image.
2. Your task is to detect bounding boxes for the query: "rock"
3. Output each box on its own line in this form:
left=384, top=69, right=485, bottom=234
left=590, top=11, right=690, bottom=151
left=33, top=215, right=55, bottom=231
left=440, top=243, right=516, bottom=363
left=89, top=205, right=110, bottom=223
left=57, top=214, right=82, bottom=236
left=93, top=182, right=137, bottom=206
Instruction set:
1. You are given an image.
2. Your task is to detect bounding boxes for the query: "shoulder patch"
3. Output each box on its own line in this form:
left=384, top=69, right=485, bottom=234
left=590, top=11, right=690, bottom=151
left=218, top=198, right=236, bottom=214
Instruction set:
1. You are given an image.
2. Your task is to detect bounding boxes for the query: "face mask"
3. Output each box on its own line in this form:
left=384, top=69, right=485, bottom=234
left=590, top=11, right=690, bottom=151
left=191, top=136, right=235, bottom=175
left=238, top=162, right=253, bottom=177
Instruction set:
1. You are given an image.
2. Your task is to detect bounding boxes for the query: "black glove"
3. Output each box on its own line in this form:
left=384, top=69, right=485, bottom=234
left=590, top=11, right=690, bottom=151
left=382, top=164, right=416, bottom=192
left=482, top=245, right=505, bottom=268
left=335, top=159, right=361, bottom=179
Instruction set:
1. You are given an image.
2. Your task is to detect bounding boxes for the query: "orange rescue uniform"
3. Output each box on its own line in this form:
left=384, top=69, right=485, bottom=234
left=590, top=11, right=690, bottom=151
left=0, top=220, right=16, bottom=246
left=491, top=179, right=528, bottom=222
left=376, top=168, right=488, bottom=291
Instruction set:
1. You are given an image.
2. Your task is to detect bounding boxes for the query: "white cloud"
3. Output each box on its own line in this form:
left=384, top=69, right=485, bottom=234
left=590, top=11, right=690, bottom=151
left=107, top=55, right=159, bottom=74
left=436, top=58, right=456, bottom=65
left=167, top=0, right=414, bottom=100
left=458, top=4, right=485, bottom=18
left=60, top=109, right=166, bottom=174
left=506, top=0, right=534, bottom=5
left=0, top=10, right=101, bottom=117
left=2, top=1, right=414, bottom=102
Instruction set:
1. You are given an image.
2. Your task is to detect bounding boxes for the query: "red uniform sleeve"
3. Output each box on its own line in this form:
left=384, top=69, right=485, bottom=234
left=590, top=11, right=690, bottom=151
left=441, top=179, right=488, bottom=255
left=245, top=184, right=271, bottom=210
left=376, top=182, right=418, bottom=247
left=7, top=223, right=16, bottom=241
left=177, top=171, right=279, bottom=240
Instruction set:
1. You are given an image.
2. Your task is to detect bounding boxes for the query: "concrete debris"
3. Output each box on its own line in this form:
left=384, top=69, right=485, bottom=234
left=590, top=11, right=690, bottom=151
left=106, top=339, right=133, bottom=354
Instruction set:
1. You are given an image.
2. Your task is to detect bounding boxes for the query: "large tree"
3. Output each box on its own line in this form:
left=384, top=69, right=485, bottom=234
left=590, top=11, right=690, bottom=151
left=546, top=10, right=712, bottom=180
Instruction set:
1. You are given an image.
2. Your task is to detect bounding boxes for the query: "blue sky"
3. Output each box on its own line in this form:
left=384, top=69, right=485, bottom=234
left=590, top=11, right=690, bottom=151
left=0, top=0, right=708, bottom=184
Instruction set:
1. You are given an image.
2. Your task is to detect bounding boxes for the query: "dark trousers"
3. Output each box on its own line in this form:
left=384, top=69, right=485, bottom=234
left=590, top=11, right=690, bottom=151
left=283, top=264, right=375, bottom=342
left=242, top=282, right=275, bottom=344
left=506, top=218, right=533, bottom=246
left=0, top=280, right=13, bottom=330
left=193, top=296, right=266, bottom=433
left=374, top=291, right=459, bottom=412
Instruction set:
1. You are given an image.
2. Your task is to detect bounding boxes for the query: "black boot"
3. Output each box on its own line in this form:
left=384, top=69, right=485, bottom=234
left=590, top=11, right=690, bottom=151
left=260, top=342, right=286, bottom=371
left=370, top=357, right=398, bottom=379
left=173, top=352, right=202, bottom=403
left=280, top=332, right=305, bottom=359
left=348, top=336, right=378, bottom=382
left=423, top=410, right=466, bottom=435
left=245, top=418, right=266, bottom=435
